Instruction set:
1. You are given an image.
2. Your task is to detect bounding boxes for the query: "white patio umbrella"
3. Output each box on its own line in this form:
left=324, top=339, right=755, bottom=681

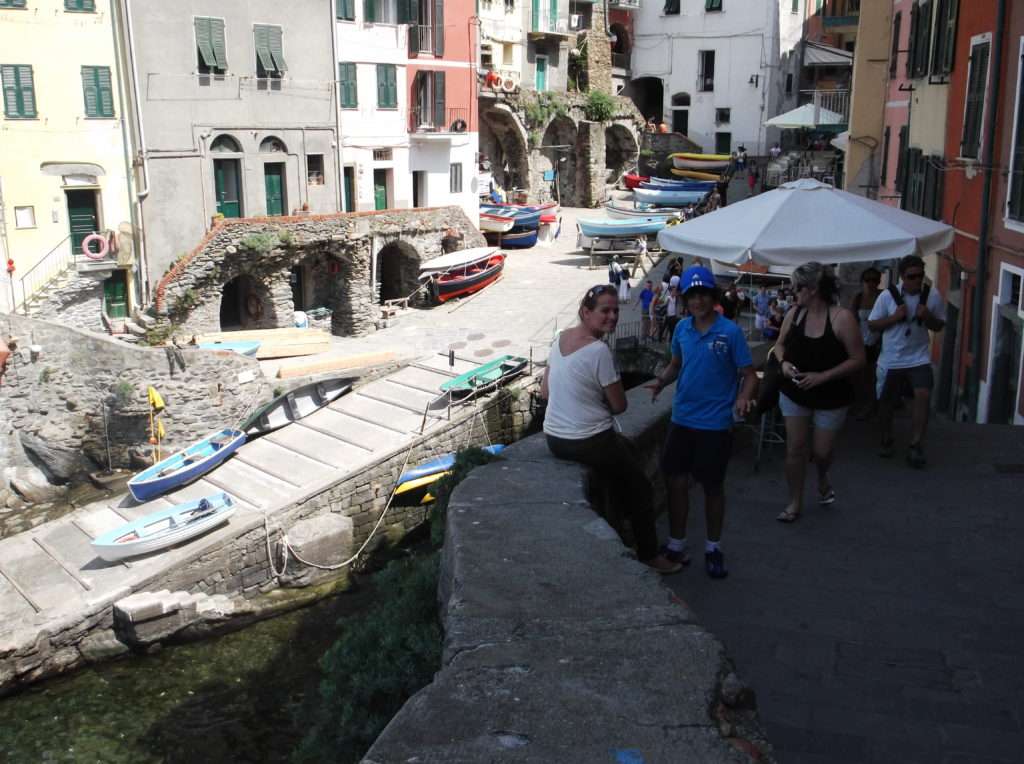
left=657, top=179, right=954, bottom=267
left=764, top=103, right=845, bottom=129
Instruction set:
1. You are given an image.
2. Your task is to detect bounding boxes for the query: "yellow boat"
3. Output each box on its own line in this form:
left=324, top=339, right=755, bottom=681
left=670, top=168, right=723, bottom=181
left=669, top=152, right=731, bottom=162
left=393, top=470, right=451, bottom=504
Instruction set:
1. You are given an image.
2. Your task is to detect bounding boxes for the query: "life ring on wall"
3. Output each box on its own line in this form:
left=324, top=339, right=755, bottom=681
left=81, top=233, right=109, bottom=261
left=245, top=293, right=264, bottom=319
left=451, top=118, right=468, bottom=133
left=501, top=77, right=516, bottom=93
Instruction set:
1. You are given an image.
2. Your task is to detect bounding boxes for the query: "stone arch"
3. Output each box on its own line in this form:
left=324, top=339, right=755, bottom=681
left=375, top=240, right=421, bottom=305
left=210, top=134, right=242, bottom=153
left=259, top=136, right=287, bottom=153
left=480, top=106, right=530, bottom=193
left=539, top=115, right=579, bottom=206
left=605, top=123, right=639, bottom=184
left=623, top=76, right=664, bottom=123
left=219, top=273, right=276, bottom=330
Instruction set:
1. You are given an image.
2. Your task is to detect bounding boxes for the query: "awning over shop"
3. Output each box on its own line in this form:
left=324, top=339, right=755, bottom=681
left=764, top=103, right=846, bottom=129
left=804, top=41, right=853, bottom=67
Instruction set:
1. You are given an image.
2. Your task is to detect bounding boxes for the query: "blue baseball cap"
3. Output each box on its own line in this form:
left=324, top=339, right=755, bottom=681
left=680, top=265, right=716, bottom=294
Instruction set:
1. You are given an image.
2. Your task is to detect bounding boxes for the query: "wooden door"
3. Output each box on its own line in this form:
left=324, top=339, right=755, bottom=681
left=103, top=270, right=128, bottom=318
left=65, top=189, right=99, bottom=253
left=214, top=159, right=242, bottom=217
left=373, top=169, right=388, bottom=210
left=264, top=163, right=286, bottom=216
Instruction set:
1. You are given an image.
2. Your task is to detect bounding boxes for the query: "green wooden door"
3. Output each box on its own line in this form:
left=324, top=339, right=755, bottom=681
left=214, top=159, right=242, bottom=217
left=343, top=166, right=355, bottom=212
left=264, top=163, right=286, bottom=216
left=373, top=169, right=388, bottom=210
left=65, top=190, right=99, bottom=253
left=535, top=56, right=547, bottom=92
left=103, top=270, right=128, bottom=318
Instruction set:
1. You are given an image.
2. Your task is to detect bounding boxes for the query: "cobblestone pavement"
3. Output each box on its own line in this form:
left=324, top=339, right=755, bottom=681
left=660, top=405, right=1024, bottom=763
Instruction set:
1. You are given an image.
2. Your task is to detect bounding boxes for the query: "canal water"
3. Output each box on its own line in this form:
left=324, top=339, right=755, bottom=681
left=0, top=580, right=378, bottom=763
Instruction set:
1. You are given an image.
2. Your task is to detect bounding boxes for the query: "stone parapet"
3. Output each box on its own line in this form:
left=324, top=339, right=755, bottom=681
left=365, top=385, right=774, bottom=763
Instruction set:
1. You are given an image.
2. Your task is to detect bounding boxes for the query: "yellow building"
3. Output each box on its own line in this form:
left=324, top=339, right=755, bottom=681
left=0, top=0, right=135, bottom=326
left=844, top=1, right=892, bottom=200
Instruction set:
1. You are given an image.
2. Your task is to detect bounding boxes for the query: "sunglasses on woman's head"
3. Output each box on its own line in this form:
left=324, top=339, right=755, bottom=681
left=586, top=285, right=617, bottom=299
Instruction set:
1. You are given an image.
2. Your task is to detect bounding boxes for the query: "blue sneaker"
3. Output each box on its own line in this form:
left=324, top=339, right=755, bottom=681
left=659, top=544, right=691, bottom=566
left=705, top=548, right=728, bottom=579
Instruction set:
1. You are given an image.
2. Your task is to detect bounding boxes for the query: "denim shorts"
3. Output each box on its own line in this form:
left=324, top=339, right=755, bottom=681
left=778, top=392, right=849, bottom=431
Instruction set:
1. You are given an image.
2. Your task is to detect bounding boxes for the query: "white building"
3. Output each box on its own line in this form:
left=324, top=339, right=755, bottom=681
left=479, top=0, right=525, bottom=91
left=629, top=0, right=782, bottom=156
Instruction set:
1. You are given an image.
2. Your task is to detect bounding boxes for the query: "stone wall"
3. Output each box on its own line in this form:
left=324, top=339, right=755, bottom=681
left=0, top=314, right=271, bottom=496
left=640, top=131, right=703, bottom=177
left=152, top=207, right=484, bottom=340
left=583, top=1, right=613, bottom=95
left=22, top=270, right=107, bottom=334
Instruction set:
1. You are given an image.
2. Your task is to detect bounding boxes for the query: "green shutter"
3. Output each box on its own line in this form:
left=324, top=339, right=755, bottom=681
left=3, top=65, right=37, bottom=118
left=254, top=25, right=275, bottom=74
left=2, top=66, right=20, bottom=117
left=433, top=70, right=445, bottom=128
left=433, top=0, right=444, bottom=55
left=1, top=1, right=30, bottom=8
left=210, top=18, right=227, bottom=70
left=339, top=63, right=358, bottom=108
left=915, top=1, right=932, bottom=77
left=81, top=66, right=99, bottom=117
left=906, top=3, right=918, bottom=77
left=65, top=0, right=96, bottom=10
left=337, top=0, right=355, bottom=20
left=364, top=0, right=376, bottom=23
left=195, top=18, right=217, bottom=69
left=705, top=0, right=722, bottom=10
left=940, top=0, right=958, bottom=75
left=269, top=26, right=287, bottom=73
left=397, top=0, right=415, bottom=24
left=376, top=64, right=386, bottom=107
left=97, top=66, right=113, bottom=117
left=377, top=64, right=397, bottom=108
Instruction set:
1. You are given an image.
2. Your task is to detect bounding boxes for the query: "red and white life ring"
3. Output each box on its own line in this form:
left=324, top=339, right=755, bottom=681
left=501, top=77, right=516, bottom=93
left=81, top=233, right=109, bottom=261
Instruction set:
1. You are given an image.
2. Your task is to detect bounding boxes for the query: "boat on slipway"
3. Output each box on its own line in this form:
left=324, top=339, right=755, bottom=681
left=394, top=445, right=506, bottom=503
left=90, top=493, right=236, bottom=562
left=604, top=201, right=683, bottom=221
left=632, top=187, right=710, bottom=207
left=242, top=376, right=356, bottom=436
left=419, top=247, right=506, bottom=303
left=578, top=218, right=666, bottom=238
left=670, top=152, right=732, bottom=171
left=480, top=211, right=516, bottom=233
left=480, top=204, right=542, bottom=230
left=639, top=179, right=716, bottom=192
left=428, top=354, right=528, bottom=409
left=128, top=428, right=247, bottom=502
left=623, top=173, right=649, bottom=189
left=197, top=340, right=261, bottom=357
left=670, top=168, right=723, bottom=182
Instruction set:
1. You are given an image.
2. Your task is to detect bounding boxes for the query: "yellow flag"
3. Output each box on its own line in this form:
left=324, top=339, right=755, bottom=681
left=156, top=418, right=166, bottom=439
left=147, top=386, right=165, bottom=412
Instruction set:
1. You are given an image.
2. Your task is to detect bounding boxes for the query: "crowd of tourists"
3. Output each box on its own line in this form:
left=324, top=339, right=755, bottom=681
left=538, top=254, right=945, bottom=578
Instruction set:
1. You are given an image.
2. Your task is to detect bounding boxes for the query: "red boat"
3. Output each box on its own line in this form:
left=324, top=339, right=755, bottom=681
left=419, top=247, right=506, bottom=303
left=624, top=173, right=650, bottom=190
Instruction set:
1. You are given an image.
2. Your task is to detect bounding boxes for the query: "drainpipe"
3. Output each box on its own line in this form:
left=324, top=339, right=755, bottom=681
left=968, top=0, right=1007, bottom=421
left=330, top=1, right=345, bottom=213
left=121, top=0, right=152, bottom=303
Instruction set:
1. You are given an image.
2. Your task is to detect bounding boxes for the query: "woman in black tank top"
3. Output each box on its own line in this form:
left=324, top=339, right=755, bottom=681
left=771, top=263, right=865, bottom=523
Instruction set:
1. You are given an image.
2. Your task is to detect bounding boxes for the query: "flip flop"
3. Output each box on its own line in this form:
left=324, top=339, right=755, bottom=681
left=776, top=508, right=801, bottom=523
left=819, top=488, right=836, bottom=505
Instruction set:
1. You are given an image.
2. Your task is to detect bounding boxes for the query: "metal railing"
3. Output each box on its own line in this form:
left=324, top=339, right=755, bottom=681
left=14, top=234, right=73, bottom=311
left=799, top=89, right=850, bottom=120
left=408, top=105, right=470, bottom=133
left=608, top=0, right=641, bottom=8
left=408, top=24, right=436, bottom=54
left=530, top=11, right=569, bottom=35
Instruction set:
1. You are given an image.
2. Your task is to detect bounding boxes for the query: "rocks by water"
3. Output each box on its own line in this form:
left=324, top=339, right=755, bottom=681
left=4, top=465, right=66, bottom=504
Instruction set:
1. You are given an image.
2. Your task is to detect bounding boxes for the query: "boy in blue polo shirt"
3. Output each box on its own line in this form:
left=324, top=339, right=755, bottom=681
left=646, top=266, right=757, bottom=578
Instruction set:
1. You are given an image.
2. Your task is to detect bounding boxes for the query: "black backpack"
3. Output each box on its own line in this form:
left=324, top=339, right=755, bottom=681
left=888, top=283, right=930, bottom=326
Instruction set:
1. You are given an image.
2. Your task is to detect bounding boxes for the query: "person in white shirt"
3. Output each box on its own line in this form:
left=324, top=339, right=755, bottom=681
left=541, top=285, right=680, bottom=574
left=868, top=255, right=946, bottom=468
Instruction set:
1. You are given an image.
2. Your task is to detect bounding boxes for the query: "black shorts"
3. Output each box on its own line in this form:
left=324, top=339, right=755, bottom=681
left=881, top=364, right=933, bottom=401
left=661, top=424, right=733, bottom=495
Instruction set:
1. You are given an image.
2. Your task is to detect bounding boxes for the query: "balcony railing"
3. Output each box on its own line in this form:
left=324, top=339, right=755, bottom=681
left=409, top=106, right=471, bottom=134
left=408, top=24, right=437, bottom=54
left=529, top=11, right=570, bottom=36
left=608, top=0, right=640, bottom=8
left=612, top=52, right=630, bottom=71
left=822, top=0, right=858, bottom=26
left=799, top=89, right=850, bottom=121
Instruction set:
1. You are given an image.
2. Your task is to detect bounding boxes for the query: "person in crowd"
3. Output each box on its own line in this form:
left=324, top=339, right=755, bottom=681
left=716, top=177, right=729, bottom=207
left=754, top=284, right=772, bottom=338
left=868, top=255, right=946, bottom=468
left=747, top=165, right=759, bottom=195
left=849, top=267, right=883, bottom=419
left=769, top=143, right=782, bottom=160
left=659, top=283, right=680, bottom=342
left=720, top=284, right=740, bottom=320
left=639, top=280, right=655, bottom=341
left=542, top=285, right=681, bottom=574
left=762, top=299, right=783, bottom=340
left=646, top=266, right=757, bottom=578
left=608, top=256, right=627, bottom=303
left=737, top=145, right=748, bottom=175
left=773, top=263, right=865, bottom=523
left=651, top=280, right=669, bottom=341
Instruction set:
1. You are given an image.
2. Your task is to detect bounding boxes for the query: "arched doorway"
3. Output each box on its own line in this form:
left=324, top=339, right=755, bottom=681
left=622, top=76, right=664, bottom=124
left=375, top=241, right=421, bottom=304
left=670, top=92, right=691, bottom=136
left=480, top=107, right=530, bottom=194
left=540, top=115, right=578, bottom=206
left=605, top=124, right=639, bottom=184
left=211, top=134, right=243, bottom=218
left=220, top=274, right=268, bottom=329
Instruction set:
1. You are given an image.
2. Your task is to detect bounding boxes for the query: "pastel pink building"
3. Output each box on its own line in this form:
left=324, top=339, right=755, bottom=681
left=878, top=0, right=913, bottom=207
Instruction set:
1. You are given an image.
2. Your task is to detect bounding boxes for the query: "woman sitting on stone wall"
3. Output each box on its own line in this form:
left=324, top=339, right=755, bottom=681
left=540, top=285, right=680, bottom=574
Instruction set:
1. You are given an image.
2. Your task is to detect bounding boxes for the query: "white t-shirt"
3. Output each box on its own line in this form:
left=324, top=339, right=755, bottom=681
left=868, top=284, right=946, bottom=370
left=543, top=337, right=620, bottom=440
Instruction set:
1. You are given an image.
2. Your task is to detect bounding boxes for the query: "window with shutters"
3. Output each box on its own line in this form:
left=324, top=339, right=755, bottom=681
left=1, top=64, right=36, bottom=119
left=64, top=0, right=94, bottom=10
left=909, top=1, right=932, bottom=79
left=881, top=126, right=891, bottom=186
left=376, top=64, right=397, bottom=108
left=960, top=36, right=991, bottom=160
left=365, top=0, right=397, bottom=24
left=337, top=0, right=355, bottom=21
left=254, top=25, right=287, bottom=79
left=895, top=124, right=909, bottom=194
left=81, top=66, right=114, bottom=118
left=449, top=163, right=462, bottom=194
left=791, top=0, right=799, bottom=13
left=411, top=70, right=445, bottom=129
left=663, top=0, right=679, bottom=15
left=930, top=0, right=958, bottom=76
left=705, top=0, right=722, bottom=11
left=195, top=17, right=227, bottom=75
left=307, top=154, right=325, bottom=185
left=339, top=62, right=358, bottom=108
left=0, top=1, right=29, bottom=8
left=1006, top=38, right=1024, bottom=224
left=697, top=50, right=714, bottom=92
left=906, top=3, right=918, bottom=78
left=889, top=12, right=901, bottom=79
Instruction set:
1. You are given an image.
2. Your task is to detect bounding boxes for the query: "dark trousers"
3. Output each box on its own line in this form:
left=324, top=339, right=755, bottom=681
left=659, top=314, right=679, bottom=342
left=546, top=428, right=658, bottom=560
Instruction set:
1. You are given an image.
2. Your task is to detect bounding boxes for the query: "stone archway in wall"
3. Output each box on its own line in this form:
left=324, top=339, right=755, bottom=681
left=375, top=241, right=421, bottom=305
left=480, top=106, right=530, bottom=194
left=623, top=76, right=664, bottom=123
left=605, top=123, right=639, bottom=184
left=220, top=273, right=276, bottom=330
left=540, top=115, right=579, bottom=207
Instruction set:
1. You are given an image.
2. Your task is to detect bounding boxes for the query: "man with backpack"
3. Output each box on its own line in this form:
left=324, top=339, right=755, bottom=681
left=868, top=255, right=946, bottom=468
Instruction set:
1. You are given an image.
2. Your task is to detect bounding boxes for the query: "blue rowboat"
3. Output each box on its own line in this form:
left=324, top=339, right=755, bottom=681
left=640, top=179, right=716, bottom=191
left=578, top=218, right=666, bottom=238
left=500, top=228, right=539, bottom=248
left=128, top=428, right=246, bottom=502
left=398, top=444, right=506, bottom=487
left=604, top=201, right=682, bottom=220
left=198, top=340, right=261, bottom=357
left=91, top=493, right=236, bottom=562
left=481, top=204, right=541, bottom=229
left=633, top=187, right=709, bottom=207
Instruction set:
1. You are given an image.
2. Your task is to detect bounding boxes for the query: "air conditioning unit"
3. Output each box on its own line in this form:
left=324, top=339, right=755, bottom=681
left=569, top=13, right=582, bottom=30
